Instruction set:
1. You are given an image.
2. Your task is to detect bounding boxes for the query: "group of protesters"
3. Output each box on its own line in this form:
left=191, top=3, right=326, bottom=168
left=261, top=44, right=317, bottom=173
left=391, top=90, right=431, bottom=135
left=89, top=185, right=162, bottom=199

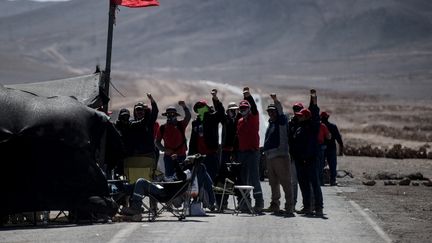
left=111, top=87, right=343, bottom=217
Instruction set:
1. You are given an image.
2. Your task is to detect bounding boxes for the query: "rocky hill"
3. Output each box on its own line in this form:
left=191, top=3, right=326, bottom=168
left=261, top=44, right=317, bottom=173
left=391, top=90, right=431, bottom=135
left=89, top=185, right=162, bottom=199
left=1, top=0, right=432, bottom=98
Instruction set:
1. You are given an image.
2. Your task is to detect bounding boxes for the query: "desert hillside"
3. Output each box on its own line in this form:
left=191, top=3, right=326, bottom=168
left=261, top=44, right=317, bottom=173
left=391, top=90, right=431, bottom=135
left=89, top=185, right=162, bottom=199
left=1, top=0, right=432, bottom=98
left=1, top=0, right=431, bottom=155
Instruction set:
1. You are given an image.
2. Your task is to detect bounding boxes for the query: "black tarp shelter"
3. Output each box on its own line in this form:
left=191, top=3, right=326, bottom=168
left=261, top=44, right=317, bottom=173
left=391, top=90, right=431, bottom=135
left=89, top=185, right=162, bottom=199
left=0, top=73, right=120, bottom=217
left=4, top=72, right=109, bottom=109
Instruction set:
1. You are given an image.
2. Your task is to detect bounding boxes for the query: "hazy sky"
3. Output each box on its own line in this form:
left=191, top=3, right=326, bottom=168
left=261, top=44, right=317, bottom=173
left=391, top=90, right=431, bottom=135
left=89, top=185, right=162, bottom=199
left=13, top=0, right=70, bottom=2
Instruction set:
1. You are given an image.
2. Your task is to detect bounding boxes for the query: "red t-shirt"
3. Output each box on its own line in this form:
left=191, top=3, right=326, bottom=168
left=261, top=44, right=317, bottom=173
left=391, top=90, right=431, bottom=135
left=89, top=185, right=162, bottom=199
left=237, top=113, right=260, bottom=151
left=197, top=135, right=217, bottom=155
left=318, top=123, right=330, bottom=145
left=156, top=121, right=187, bottom=156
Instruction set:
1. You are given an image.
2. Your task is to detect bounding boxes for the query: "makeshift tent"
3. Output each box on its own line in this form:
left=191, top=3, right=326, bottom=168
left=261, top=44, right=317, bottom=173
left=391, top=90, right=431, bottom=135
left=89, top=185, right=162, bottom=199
left=0, top=82, right=121, bottom=217
left=4, top=72, right=109, bottom=109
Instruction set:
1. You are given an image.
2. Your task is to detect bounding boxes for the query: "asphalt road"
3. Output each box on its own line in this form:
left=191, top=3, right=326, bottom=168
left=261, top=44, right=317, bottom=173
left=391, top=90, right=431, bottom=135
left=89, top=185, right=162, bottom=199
left=0, top=181, right=392, bottom=243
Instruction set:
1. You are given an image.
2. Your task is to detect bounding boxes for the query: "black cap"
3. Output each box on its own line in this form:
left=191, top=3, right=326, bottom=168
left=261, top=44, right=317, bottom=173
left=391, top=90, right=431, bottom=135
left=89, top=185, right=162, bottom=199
left=266, top=104, right=277, bottom=111
left=119, top=108, right=130, bottom=116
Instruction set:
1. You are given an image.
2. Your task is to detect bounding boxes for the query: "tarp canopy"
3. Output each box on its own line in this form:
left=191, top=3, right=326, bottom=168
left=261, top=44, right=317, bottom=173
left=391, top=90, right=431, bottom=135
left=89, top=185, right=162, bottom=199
left=0, top=84, right=121, bottom=216
left=4, top=72, right=109, bottom=109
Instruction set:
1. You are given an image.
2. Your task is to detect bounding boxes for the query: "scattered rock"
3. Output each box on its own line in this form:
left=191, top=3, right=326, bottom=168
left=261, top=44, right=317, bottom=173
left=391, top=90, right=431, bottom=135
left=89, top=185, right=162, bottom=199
left=384, top=180, right=397, bottom=186
left=362, top=172, right=373, bottom=180
left=406, top=172, right=425, bottom=180
left=423, top=180, right=432, bottom=187
left=344, top=143, right=432, bottom=159
left=337, top=170, right=354, bottom=178
left=412, top=182, right=420, bottom=186
left=375, top=172, right=399, bottom=180
left=363, top=180, right=376, bottom=186
left=399, top=177, right=411, bottom=186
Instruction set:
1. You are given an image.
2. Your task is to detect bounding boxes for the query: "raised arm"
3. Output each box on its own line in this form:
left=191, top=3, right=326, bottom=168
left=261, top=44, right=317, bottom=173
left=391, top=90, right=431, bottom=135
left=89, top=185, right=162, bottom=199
left=243, top=87, right=258, bottom=115
left=148, top=93, right=159, bottom=124
left=178, top=100, right=191, bottom=127
left=211, top=89, right=225, bottom=121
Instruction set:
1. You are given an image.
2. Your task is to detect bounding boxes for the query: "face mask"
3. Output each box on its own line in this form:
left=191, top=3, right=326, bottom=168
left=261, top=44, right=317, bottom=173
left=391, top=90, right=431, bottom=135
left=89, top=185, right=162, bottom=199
left=240, top=108, right=250, bottom=117
left=197, top=106, right=209, bottom=121
left=227, top=110, right=236, bottom=118
left=167, top=115, right=177, bottom=123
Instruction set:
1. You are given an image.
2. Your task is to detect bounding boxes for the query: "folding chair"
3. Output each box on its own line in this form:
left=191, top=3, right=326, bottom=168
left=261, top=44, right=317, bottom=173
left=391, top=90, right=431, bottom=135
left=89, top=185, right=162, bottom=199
left=123, top=155, right=156, bottom=182
left=143, top=154, right=202, bottom=221
left=213, top=178, right=237, bottom=212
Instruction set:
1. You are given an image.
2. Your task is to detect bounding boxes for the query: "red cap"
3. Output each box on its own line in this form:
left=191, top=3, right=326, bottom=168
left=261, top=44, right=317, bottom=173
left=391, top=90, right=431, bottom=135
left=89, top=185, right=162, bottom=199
left=193, top=99, right=208, bottom=112
left=295, top=108, right=311, bottom=119
left=292, top=102, right=304, bottom=112
left=320, top=111, right=330, bottom=119
left=239, top=100, right=250, bottom=108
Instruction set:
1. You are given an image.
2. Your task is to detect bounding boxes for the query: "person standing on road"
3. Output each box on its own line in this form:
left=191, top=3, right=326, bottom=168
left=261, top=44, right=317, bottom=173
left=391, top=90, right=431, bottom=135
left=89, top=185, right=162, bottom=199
left=317, top=120, right=331, bottom=186
left=155, top=101, right=191, bottom=177
left=291, top=89, right=324, bottom=216
left=189, top=89, right=225, bottom=181
left=236, top=87, right=264, bottom=213
left=214, top=101, right=241, bottom=211
left=321, top=111, right=344, bottom=186
left=288, top=102, right=303, bottom=210
left=130, top=94, right=159, bottom=159
left=263, top=93, right=294, bottom=216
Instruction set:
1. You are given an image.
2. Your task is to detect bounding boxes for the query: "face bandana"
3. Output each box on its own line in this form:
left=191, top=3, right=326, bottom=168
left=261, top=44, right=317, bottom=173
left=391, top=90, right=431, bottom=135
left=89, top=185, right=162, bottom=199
left=197, top=106, right=209, bottom=121
left=167, top=114, right=177, bottom=124
left=240, top=108, right=250, bottom=117
left=227, top=110, right=237, bottom=119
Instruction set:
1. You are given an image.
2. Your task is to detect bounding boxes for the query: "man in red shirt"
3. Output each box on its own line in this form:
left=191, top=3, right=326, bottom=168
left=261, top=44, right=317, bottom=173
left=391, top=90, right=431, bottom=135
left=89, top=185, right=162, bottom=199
left=317, top=121, right=331, bottom=185
left=236, top=87, right=264, bottom=213
left=155, top=101, right=191, bottom=177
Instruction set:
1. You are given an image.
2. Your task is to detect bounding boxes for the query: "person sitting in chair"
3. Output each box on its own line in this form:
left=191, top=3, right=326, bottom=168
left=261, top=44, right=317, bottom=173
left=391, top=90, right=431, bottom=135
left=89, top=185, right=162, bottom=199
left=120, top=154, right=215, bottom=216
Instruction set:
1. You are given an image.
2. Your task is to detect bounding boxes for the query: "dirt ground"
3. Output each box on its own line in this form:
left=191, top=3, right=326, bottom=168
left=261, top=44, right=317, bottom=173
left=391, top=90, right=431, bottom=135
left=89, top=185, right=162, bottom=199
left=338, top=156, right=432, bottom=243
left=108, top=75, right=432, bottom=242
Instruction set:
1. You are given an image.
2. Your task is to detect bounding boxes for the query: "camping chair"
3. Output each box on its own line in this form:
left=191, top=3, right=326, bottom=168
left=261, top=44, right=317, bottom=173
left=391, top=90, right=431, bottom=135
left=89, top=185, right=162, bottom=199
left=213, top=161, right=241, bottom=213
left=213, top=178, right=237, bottom=212
left=123, top=155, right=156, bottom=183
left=143, top=154, right=202, bottom=221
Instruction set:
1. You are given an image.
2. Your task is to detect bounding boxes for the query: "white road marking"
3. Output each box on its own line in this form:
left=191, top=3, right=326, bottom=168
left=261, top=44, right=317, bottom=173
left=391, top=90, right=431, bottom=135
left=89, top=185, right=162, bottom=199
left=107, top=223, right=140, bottom=243
left=349, top=200, right=393, bottom=243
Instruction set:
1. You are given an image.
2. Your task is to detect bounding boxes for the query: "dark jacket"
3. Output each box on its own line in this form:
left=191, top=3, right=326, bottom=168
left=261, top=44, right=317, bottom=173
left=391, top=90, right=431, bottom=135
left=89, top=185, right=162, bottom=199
left=115, top=119, right=133, bottom=156
left=130, top=101, right=159, bottom=155
left=322, top=120, right=343, bottom=150
left=288, top=116, right=300, bottom=158
left=188, top=98, right=225, bottom=155
left=222, top=112, right=240, bottom=151
left=291, top=102, right=320, bottom=162
left=263, top=100, right=290, bottom=159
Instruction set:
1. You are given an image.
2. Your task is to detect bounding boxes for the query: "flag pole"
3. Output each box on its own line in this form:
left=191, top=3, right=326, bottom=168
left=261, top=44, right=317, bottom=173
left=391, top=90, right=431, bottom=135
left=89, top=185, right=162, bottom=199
left=103, top=2, right=116, bottom=113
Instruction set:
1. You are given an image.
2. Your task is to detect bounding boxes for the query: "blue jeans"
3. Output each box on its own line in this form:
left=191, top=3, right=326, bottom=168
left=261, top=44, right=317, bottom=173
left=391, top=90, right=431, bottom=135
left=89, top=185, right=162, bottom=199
left=196, top=164, right=216, bottom=208
left=201, top=153, right=219, bottom=182
left=325, top=148, right=337, bottom=184
left=131, top=178, right=164, bottom=208
left=163, top=155, right=185, bottom=177
left=291, top=159, right=298, bottom=207
left=237, top=151, right=264, bottom=207
left=295, top=157, right=323, bottom=210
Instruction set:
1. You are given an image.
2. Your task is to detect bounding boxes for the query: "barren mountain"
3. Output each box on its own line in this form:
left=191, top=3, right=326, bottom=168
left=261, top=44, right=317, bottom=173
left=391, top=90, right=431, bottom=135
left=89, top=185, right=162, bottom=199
left=1, top=0, right=432, bottom=99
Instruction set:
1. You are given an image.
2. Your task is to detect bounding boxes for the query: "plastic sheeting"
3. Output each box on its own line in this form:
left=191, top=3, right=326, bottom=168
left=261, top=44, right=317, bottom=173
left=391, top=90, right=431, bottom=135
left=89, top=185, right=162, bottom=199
left=4, top=72, right=108, bottom=108
left=0, top=84, right=121, bottom=215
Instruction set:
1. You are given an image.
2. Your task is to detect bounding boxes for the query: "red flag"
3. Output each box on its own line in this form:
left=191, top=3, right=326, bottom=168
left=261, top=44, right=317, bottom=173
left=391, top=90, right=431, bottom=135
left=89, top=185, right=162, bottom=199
left=111, top=0, right=159, bottom=8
